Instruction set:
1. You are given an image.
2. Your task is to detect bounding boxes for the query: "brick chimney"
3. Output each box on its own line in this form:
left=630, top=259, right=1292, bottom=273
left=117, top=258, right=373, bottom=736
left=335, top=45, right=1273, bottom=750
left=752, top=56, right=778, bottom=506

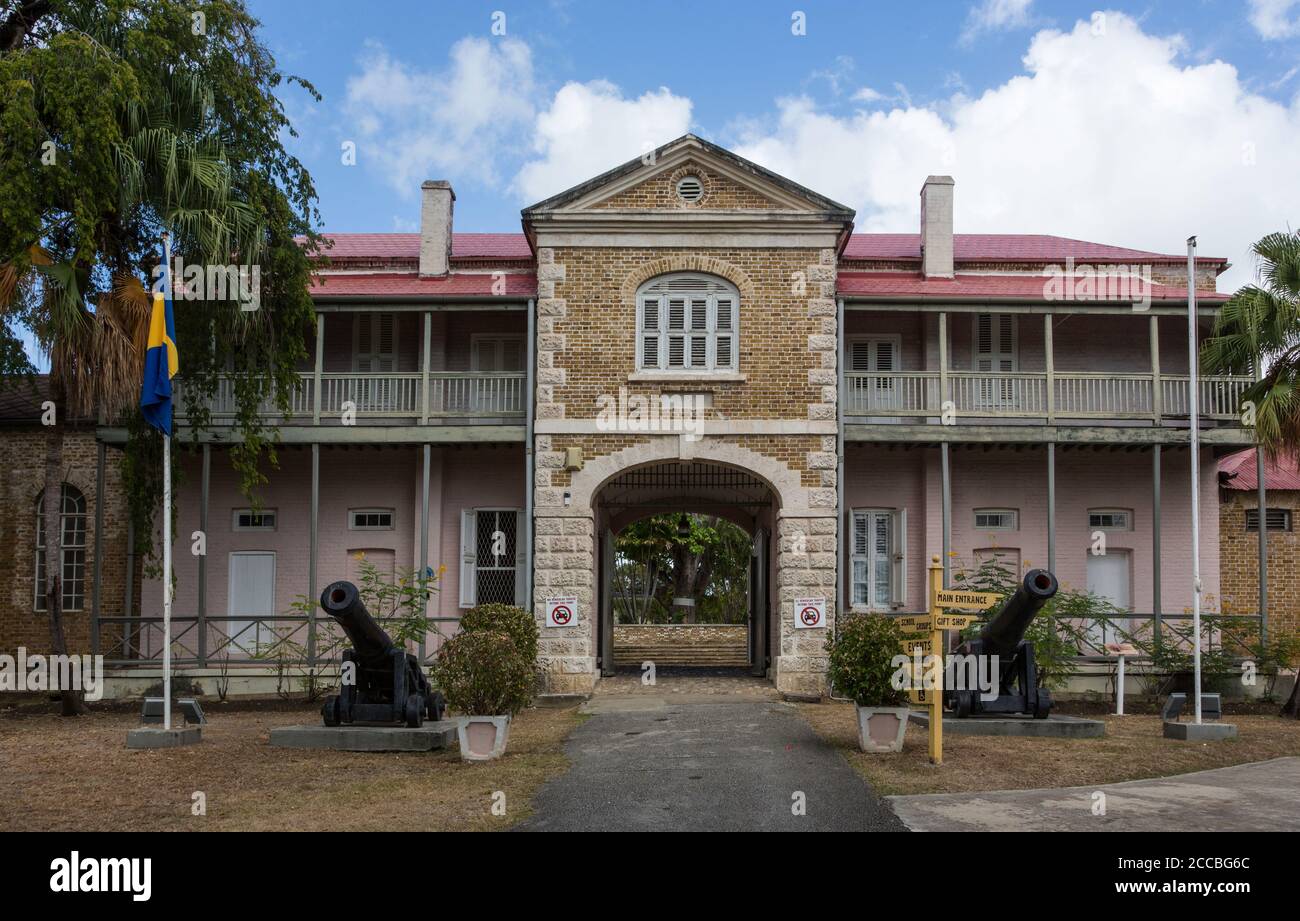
left=920, top=175, right=955, bottom=278
left=419, top=180, right=455, bottom=277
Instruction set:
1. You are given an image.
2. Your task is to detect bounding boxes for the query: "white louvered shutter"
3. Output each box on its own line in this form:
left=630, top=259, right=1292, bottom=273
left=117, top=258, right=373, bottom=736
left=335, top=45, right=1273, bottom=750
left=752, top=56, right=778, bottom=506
left=459, top=509, right=477, bottom=608
left=891, top=508, right=907, bottom=608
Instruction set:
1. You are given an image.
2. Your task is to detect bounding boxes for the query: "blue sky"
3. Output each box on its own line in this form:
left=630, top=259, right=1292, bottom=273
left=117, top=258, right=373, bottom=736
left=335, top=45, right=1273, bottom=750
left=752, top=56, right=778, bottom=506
left=253, top=0, right=1300, bottom=287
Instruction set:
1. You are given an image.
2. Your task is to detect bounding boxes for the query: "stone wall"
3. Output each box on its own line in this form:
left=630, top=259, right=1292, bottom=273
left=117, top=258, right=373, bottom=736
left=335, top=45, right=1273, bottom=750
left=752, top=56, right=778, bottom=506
left=1220, top=489, right=1300, bottom=637
left=0, top=428, right=130, bottom=656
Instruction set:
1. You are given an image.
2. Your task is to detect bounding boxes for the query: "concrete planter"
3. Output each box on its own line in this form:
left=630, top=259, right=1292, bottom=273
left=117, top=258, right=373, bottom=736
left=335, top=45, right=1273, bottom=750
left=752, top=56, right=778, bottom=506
left=855, top=705, right=910, bottom=753
left=457, top=715, right=511, bottom=761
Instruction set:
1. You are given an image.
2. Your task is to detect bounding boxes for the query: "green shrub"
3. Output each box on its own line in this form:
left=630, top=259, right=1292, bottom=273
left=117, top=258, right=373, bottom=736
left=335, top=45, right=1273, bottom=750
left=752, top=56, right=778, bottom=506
left=432, top=630, right=533, bottom=716
left=460, top=603, right=539, bottom=667
left=826, top=613, right=908, bottom=707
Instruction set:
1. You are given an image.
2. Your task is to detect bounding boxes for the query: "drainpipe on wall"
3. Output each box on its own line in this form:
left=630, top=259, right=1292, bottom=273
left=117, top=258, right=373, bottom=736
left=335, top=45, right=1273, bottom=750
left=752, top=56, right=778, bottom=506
left=525, top=297, right=536, bottom=613
left=836, top=297, right=845, bottom=622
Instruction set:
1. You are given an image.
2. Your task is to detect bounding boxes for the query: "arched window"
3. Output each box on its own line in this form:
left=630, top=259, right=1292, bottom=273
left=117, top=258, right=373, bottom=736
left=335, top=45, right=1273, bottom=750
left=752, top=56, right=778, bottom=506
left=34, top=485, right=87, bottom=612
left=636, top=274, right=739, bottom=372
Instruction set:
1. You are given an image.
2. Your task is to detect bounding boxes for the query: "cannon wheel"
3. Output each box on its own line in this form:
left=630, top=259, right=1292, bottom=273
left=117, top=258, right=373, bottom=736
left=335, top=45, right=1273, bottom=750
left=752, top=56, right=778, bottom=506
left=404, top=693, right=425, bottom=728
left=953, top=689, right=973, bottom=718
left=322, top=695, right=342, bottom=727
left=426, top=690, right=446, bottom=722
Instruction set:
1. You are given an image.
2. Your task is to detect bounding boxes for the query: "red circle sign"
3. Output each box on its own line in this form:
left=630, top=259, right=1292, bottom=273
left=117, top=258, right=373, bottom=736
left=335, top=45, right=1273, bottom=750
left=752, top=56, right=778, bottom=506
left=551, top=605, right=572, bottom=625
left=800, top=606, right=821, bottom=626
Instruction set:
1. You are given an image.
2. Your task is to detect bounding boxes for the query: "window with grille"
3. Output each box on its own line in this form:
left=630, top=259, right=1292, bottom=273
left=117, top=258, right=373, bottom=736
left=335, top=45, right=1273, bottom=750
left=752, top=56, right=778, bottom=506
left=233, top=509, right=277, bottom=531
left=1089, top=509, right=1133, bottom=530
left=1246, top=508, right=1293, bottom=532
left=34, top=485, right=87, bottom=612
left=636, top=274, right=739, bottom=372
left=350, top=508, right=394, bottom=530
left=974, top=508, right=1018, bottom=530
left=850, top=508, right=907, bottom=609
left=459, top=508, right=524, bottom=607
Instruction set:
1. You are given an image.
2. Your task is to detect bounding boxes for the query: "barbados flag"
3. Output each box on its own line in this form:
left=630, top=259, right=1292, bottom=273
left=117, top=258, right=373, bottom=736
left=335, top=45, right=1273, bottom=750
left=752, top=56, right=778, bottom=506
left=140, top=291, right=179, bottom=435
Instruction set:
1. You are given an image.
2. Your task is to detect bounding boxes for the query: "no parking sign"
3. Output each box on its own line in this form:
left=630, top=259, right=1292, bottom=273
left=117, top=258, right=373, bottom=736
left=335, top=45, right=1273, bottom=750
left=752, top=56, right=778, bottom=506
left=793, top=597, right=825, bottom=629
left=546, top=597, right=578, bottom=628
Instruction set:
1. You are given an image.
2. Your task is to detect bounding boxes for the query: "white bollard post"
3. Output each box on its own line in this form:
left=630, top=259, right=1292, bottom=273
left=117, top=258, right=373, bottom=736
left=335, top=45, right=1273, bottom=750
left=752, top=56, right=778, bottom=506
left=1116, top=654, right=1126, bottom=716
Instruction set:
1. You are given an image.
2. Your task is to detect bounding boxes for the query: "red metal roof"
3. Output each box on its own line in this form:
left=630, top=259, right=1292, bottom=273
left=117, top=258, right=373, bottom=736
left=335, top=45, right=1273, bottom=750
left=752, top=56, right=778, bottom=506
left=318, top=233, right=532, bottom=260
left=841, top=233, right=1225, bottom=265
left=836, top=272, right=1226, bottom=303
left=1219, top=449, right=1300, bottom=491
left=309, top=272, right=537, bottom=298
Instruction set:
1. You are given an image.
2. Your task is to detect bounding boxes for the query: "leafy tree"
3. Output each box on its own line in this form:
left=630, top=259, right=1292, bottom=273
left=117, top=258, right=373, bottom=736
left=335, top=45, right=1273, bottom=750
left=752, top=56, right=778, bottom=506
left=1201, top=229, right=1300, bottom=717
left=613, top=514, right=751, bottom=624
left=0, top=1, right=320, bottom=713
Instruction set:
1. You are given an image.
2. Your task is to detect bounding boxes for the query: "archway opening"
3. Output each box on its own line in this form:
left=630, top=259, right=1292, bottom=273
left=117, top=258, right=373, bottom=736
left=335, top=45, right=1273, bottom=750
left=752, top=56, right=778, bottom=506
left=593, top=461, right=777, bottom=680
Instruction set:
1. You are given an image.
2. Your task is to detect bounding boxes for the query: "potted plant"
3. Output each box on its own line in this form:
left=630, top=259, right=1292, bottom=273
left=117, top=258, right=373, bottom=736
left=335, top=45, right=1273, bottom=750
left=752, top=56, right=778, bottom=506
left=433, top=630, right=532, bottom=761
left=827, top=612, right=910, bottom=753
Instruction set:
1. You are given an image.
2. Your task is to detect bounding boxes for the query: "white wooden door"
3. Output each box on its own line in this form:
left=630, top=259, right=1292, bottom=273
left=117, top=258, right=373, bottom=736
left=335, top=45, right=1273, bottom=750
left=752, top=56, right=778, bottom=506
left=228, top=551, right=275, bottom=655
left=1086, top=550, right=1131, bottom=647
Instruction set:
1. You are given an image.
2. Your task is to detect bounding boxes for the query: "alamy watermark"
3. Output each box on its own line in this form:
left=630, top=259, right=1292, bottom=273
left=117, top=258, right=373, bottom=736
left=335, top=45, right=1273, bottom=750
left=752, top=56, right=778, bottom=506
left=595, top=386, right=708, bottom=441
left=0, top=647, right=104, bottom=701
left=1043, top=257, right=1153, bottom=312
left=890, top=651, right=1000, bottom=701
left=152, top=257, right=260, bottom=311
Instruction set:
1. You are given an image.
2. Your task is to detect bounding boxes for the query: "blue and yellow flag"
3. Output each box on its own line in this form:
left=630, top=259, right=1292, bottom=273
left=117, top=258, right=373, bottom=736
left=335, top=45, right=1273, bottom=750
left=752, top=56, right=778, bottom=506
left=140, top=291, right=179, bottom=435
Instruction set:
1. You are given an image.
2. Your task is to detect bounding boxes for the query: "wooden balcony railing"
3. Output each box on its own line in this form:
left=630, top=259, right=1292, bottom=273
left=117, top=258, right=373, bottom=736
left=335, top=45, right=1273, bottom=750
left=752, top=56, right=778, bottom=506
left=177, top=371, right=527, bottom=424
left=844, top=371, right=1252, bottom=423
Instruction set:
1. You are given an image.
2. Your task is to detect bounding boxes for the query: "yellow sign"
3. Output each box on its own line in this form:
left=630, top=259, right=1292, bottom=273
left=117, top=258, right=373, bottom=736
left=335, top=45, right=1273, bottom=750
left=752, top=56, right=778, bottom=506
left=895, top=615, right=930, bottom=631
left=908, top=688, right=932, bottom=706
left=934, top=590, right=999, bottom=610
left=899, top=637, right=932, bottom=655
left=932, top=612, right=979, bottom=630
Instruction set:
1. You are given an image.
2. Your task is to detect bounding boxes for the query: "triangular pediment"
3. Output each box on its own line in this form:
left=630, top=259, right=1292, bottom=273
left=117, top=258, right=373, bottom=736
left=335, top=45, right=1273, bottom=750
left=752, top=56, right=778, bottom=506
left=523, top=135, right=854, bottom=218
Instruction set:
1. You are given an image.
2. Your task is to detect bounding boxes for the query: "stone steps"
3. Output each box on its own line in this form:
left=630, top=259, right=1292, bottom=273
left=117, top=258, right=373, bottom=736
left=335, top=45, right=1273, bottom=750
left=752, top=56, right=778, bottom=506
left=612, top=644, right=750, bottom=667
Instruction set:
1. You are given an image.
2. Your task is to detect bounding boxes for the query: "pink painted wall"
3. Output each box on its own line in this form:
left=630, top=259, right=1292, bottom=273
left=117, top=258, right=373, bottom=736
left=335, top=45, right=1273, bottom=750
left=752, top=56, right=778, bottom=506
left=312, top=310, right=526, bottom=374
left=854, top=310, right=1211, bottom=375
left=142, top=444, right=526, bottom=655
left=845, top=444, right=1221, bottom=614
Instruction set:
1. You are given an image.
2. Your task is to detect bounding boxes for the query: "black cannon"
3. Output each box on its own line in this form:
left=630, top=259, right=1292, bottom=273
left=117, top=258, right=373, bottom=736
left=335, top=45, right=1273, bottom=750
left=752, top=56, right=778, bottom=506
left=946, top=569, right=1057, bottom=719
left=319, top=581, right=445, bottom=728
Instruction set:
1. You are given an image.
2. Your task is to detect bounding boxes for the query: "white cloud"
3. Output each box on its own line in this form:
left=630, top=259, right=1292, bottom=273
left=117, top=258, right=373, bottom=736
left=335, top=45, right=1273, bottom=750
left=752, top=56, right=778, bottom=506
left=961, top=0, right=1035, bottom=44
left=733, top=12, right=1300, bottom=290
left=343, top=37, right=536, bottom=193
left=1249, top=0, right=1300, bottom=39
left=512, top=81, right=693, bottom=203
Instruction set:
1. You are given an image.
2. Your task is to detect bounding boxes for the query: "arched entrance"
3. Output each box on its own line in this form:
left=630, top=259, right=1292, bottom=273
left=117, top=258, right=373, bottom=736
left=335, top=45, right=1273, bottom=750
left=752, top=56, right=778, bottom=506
left=532, top=436, right=837, bottom=697
left=594, top=462, right=775, bottom=678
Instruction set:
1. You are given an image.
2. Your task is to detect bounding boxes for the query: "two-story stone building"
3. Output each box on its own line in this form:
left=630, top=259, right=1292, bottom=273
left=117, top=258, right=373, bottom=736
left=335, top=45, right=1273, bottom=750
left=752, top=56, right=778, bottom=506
left=13, top=135, right=1262, bottom=697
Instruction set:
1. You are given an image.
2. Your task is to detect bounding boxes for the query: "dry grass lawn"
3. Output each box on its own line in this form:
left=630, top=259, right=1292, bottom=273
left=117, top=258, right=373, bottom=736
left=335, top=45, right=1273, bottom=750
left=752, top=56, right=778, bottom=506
left=0, top=703, right=583, bottom=831
left=798, top=701, right=1300, bottom=797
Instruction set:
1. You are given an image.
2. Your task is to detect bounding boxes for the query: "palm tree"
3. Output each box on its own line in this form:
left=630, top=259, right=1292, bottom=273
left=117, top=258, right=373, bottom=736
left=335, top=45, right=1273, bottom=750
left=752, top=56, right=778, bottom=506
left=1201, top=230, right=1300, bottom=717
left=1, top=70, right=264, bottom=715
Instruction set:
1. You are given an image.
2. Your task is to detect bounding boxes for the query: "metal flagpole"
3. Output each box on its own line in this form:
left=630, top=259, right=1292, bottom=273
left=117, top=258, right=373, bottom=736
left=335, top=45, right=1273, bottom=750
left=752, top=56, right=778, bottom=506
left=162, top=232, right=174, bottom=731
left=1186, top=236, right=1202, bottom=725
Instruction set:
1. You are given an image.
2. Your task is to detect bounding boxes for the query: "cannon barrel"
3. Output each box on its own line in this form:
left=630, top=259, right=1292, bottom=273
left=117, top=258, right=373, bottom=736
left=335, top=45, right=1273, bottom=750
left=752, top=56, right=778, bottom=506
left=319, top=581, right=394, bottom=664
left=978, top=569, right=1058, bottom=659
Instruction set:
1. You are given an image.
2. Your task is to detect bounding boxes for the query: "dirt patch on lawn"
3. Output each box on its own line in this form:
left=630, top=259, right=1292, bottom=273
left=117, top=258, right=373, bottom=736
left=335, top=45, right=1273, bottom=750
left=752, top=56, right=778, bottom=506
left=796, top=701, right=1300, bottom=797
left=0, top=705, right=582, bottom=831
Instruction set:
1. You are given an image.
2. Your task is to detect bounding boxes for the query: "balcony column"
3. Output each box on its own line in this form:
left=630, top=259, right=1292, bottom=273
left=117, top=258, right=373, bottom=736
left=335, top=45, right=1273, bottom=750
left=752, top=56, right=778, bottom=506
left=938, top=312, right=950, bottom=415
left=421, top=311, right=432, bottom=425
left=941, top=443, right=951, bottom=587
left=313, top=313, right=324, bottom=425
left=524, top=297, right=536, bottom=611
left=1150, top=315, right=1162, bottom=424
left=1152, top=444, right=1162, bottom=643
left=91, top=441, right=105, bottom=657
left=419, top=443, right=431, bottom=662
left=198, top=443, right=210, bottom=665
left=1046, top=443, right=1056, bottom=572
left=308, top=443, right=319, bottom=663
left=1044, top=314, right=1055, bottom=424
left=1256, top=357, right=1268, bottom=642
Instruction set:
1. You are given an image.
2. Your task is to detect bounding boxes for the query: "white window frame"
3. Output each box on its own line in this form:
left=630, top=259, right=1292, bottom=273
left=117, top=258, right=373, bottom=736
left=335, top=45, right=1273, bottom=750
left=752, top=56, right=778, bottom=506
left=232, top=508, right=277, bottom=531
left=847, top=335, right=904, bottom=411
left=972, top=313, right=1018, bottom=371
left=1088, top=508, right=1134, bottom=531
left=34, top=485, right=87, bottom=613
left=973, top=508, right=1019, bottom=531
left=635, top=273, right=739, bottom=373
left=469, top=334, right=525, bottom=373
left=459, top=507, right=525, bottom=608
left=850, top=508, right=907, bottom=610
left=349, top=508, right=395, bottom=531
